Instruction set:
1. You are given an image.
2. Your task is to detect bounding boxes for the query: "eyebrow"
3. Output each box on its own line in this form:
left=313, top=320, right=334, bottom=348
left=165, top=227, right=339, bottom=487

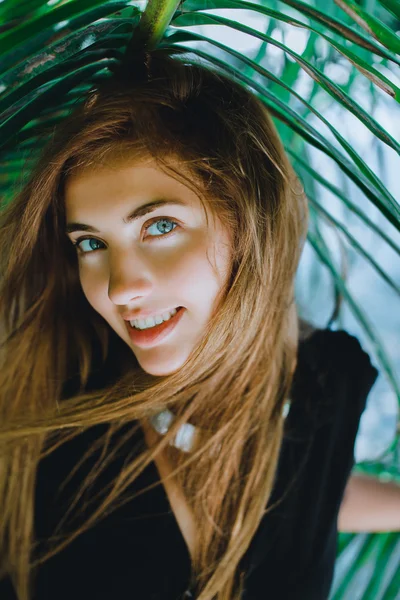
left=65, top=199, right=187, bottom=234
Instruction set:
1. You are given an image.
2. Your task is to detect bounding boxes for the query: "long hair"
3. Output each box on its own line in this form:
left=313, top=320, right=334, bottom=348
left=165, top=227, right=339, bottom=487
left=0, top=48, right=310, bottom=600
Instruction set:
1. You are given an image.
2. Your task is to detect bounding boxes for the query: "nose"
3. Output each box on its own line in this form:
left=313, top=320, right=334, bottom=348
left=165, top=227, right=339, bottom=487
left=107, top=248, right=154, bottom=305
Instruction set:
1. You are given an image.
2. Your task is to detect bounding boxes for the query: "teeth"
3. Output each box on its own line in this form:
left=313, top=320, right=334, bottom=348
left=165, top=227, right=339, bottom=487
left=130, top=307, right=179, bottom=330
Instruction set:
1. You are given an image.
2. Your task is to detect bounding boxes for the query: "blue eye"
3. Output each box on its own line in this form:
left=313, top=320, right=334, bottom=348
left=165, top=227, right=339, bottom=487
left=145, top=218, right=178, bottom=238
left=71, top=217, right=179, bottom=255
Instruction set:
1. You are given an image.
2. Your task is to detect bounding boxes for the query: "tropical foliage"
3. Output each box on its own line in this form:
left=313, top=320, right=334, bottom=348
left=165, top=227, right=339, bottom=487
left=0, top=0, right=399, bottom=597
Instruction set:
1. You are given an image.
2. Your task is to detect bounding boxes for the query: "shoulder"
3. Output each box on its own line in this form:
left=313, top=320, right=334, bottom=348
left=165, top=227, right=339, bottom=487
left=298, top=321, right=378, bottom=381
left=290, top=323, right=379, bottom=428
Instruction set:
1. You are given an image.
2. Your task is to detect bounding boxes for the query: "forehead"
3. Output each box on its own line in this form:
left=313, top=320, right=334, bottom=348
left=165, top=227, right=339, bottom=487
left=65, top=153, right=205, bottom=198
left=63, top=153, right=216, bottom=227
left=67, top=154, right=182, bottom=189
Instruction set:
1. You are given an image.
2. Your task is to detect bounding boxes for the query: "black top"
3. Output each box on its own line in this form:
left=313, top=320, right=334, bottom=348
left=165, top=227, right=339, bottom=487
left=0, top=328, right=379, bottom=600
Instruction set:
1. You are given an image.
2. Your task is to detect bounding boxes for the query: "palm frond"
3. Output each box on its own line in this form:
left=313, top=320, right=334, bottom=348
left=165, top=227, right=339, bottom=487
left=0, top=1, right=399, bottom=596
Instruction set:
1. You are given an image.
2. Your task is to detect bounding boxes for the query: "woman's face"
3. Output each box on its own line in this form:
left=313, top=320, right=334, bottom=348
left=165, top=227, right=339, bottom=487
left=64, top=155, right=232, bottom=376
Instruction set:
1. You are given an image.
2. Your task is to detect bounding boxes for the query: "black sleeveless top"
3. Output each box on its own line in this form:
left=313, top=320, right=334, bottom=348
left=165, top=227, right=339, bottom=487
left=0, top=328, right=379, bottom=599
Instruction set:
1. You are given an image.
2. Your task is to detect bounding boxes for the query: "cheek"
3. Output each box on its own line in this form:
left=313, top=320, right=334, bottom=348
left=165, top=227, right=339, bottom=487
left=214, top=239, right=233, bottom=287
left=168, top=237, right=230, bottom=306
left=78, top=267, right=105, bottom=311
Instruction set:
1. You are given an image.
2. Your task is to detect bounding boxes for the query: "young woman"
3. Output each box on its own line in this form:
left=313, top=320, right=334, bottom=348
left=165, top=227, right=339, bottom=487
left=0, top=48, right=379, bottom=600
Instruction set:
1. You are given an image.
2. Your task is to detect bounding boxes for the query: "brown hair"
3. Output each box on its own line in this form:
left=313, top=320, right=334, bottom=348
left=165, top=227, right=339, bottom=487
left=0, top=48, right=310, bottom=600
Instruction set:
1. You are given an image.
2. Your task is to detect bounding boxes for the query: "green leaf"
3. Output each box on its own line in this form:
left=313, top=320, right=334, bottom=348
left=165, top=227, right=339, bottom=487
left=377, top=0, right=400, bottom=20
left=0, top=0, right=129, bottom=56
left=0, top=59, right=118, bottom=152
left=332, top=533, right=400, bottom=599
left=0, top=2, right=131, bottom=75
left=165, top=27, right=399, bottom=223
left=171, top=12, right=400, bottom=152
left=319, top=35, right=400, bottom=101
left=335, top=0, right=400, bottom=53
left=179, top=1, right=400, bottom=101
left=181, top=0, right=400, bottom=66
left=162, top=32, right=400, bottom=229
left=307, top=191, right=400, bottom=298
left=287, top=148, right=400, bottom=260
left=0, top=19, right=135, bottom=116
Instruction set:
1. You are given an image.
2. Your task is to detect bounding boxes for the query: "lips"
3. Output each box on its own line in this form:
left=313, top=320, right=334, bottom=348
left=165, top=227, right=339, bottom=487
left=125, top=307, right=185, bottom=348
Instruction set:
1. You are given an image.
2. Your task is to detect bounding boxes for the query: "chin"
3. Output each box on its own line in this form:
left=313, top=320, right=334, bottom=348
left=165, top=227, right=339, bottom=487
left=141, top=364, right=183, bottom=377
left=134, top=353, right=187, bottom=377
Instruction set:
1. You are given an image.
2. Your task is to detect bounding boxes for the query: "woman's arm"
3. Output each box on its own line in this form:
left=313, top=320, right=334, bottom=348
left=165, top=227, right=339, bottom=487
left=338, top=473, right=400, bottom=533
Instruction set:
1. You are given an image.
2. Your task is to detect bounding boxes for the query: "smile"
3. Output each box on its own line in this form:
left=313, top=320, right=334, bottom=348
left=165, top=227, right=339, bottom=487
left=125, top=307, right=185, bottom=348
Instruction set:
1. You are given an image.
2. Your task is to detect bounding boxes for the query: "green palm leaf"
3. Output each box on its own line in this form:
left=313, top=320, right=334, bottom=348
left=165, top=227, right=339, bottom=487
left=0, top=0, right=399, bottom=597
left=181, top=0, right=400, bottom=94
left=335, top=0, right=400, bottom=52
left=161, top=30, right=400, bottom=222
